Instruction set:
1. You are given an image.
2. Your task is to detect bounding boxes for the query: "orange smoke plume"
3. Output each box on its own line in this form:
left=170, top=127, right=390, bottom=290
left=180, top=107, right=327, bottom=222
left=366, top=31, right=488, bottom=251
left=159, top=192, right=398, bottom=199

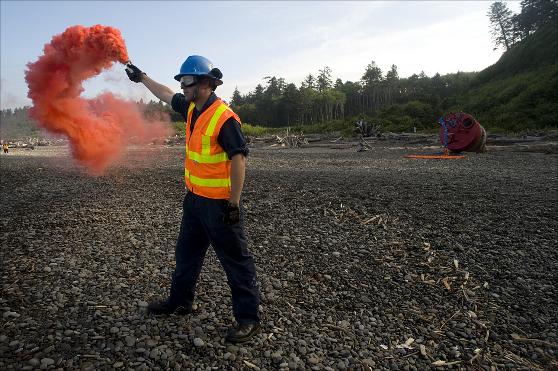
left=25, top=24, right=171, bottom=174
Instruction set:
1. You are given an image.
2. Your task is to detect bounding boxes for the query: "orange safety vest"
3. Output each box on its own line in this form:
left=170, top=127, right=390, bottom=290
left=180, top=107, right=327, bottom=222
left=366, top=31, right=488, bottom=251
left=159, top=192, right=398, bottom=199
left=184, top=98, right=242, bottom=199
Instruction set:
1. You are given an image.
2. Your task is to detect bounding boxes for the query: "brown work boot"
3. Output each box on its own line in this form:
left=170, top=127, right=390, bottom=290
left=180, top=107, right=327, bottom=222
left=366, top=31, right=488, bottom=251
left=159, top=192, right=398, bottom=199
left=225, top=323, right=261, bottom=343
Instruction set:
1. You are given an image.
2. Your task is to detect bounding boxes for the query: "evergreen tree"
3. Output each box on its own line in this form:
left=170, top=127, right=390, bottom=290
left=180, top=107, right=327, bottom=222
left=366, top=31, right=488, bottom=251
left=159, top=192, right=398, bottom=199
left=301, top=74, right=316, bottom=90
left=334, top=78, right=344, bottom=89
left=488, top=1, right=517, bottom=50
left=231, top=87, right=243, bottom=107
left=263, top=76, right=283, bottom=99
left=253, top=84, right=264, bottom=99
left=361, top=61, right=383, bottom=87
left=385, top=64, right=399, bottom=82
left=279, top=83, right=301, bottom=125
left=317, top=66, right=333, bottom=91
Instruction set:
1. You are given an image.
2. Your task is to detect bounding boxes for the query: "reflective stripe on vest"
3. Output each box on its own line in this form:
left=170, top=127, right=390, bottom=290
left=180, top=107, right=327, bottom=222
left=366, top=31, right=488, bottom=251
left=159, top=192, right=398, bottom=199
left=185, top=169, right=231, bottom=187
left=187, top=151, right=228, bottom=164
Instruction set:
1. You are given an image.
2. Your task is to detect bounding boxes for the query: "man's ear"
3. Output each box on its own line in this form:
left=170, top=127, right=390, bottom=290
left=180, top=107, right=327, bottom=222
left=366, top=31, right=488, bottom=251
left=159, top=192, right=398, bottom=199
left=199, top=77, right=218, bottom=91
left=199, top=77, right=211, bottom=88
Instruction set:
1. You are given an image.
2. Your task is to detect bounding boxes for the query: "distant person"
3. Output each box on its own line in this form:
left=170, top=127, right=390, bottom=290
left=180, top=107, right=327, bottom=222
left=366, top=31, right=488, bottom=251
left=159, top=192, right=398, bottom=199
left=125, top=56, right=261, bottom=343
left=2, top=142, right=8, bottom=154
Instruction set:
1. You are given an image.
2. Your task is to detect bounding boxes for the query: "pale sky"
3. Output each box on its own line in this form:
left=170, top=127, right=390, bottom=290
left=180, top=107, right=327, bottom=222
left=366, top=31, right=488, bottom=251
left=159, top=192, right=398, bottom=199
left=1, top=0, right=521, bottom=110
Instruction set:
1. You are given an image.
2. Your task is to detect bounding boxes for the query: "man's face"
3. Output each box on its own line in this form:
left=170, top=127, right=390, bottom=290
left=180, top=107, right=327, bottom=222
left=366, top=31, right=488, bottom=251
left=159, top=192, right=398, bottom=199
left=180, top=75, right=198, bottom=99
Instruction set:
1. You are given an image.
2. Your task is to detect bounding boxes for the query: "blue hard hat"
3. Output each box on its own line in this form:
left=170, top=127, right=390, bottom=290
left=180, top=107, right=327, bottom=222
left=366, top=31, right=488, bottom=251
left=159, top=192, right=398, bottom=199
left=174, top=55, right=223, bottom=85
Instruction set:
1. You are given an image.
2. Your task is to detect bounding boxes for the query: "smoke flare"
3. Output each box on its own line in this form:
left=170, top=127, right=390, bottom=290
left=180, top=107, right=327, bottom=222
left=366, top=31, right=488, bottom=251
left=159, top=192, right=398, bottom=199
left=25, top=24, right=171, bottom=174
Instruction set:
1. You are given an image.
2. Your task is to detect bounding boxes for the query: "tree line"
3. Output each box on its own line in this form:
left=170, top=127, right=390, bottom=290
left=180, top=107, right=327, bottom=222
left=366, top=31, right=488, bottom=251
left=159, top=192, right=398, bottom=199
left=230, top=64, right=477, bottom=130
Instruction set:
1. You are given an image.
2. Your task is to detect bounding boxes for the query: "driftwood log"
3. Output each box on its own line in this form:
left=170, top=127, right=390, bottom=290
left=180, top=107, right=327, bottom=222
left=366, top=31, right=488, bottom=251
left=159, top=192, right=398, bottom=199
left=355, top=120, right=381, bottom=152
left=273, top=128, right=308, bottom=148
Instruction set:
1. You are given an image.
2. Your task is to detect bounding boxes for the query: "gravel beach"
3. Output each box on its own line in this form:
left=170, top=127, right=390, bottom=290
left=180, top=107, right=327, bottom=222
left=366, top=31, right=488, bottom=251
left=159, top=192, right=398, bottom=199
left=1, top=140, right=557, bottom=370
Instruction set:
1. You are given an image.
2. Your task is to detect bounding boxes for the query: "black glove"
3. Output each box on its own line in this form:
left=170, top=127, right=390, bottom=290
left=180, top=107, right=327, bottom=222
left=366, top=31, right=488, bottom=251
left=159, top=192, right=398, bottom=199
left=125, top=63, right=145, bottom=83
left=223, top=202, right=240, bottom=225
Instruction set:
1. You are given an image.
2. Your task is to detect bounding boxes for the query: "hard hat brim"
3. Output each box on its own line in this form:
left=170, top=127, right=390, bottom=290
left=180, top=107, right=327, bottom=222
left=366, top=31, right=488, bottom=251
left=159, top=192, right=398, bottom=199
left=174, top=73, right=186, bottom=81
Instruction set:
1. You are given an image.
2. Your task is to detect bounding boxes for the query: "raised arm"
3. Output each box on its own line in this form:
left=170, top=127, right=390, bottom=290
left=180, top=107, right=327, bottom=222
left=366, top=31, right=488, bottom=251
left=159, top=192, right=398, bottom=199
left=141, top=75, right=174, bottom=105
left=125, top=63, right=174, bottom=105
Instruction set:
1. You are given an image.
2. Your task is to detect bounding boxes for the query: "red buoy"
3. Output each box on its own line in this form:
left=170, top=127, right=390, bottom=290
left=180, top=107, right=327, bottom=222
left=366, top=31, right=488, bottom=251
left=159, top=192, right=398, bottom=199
left=439, top=112, right=486, bottom=153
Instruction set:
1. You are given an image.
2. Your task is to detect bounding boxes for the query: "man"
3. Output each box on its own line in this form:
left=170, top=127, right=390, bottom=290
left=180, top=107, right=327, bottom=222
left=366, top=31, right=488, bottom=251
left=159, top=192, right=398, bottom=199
left=126, top=55, right=260, bottom=343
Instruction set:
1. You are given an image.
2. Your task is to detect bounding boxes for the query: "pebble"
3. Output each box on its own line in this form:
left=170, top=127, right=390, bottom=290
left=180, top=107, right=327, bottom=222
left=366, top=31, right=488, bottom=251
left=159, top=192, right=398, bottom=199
left=193, top=338, right=204, bottom=347
left=28, top=358, right=40, bottom=367
left=149, top=348, right=160, bottom=359
left=362, top=358, right=376, bottom=367
left=3, top=311, right=20, bottom=319
left=40, top=358, right=55, bottom=366
left=271, top=351, right=283, bottom=363
left=125, top=336, right=136, bottom=347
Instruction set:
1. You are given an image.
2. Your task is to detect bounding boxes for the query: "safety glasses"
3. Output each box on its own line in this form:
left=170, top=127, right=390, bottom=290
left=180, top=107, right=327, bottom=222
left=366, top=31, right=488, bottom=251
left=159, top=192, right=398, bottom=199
left=180, top=76, right=198, bottom=89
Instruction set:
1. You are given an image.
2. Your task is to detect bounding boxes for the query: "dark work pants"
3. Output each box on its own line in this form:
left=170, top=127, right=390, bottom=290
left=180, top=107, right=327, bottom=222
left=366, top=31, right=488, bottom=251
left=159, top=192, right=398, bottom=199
left=168, top=192, right=260, bottom=325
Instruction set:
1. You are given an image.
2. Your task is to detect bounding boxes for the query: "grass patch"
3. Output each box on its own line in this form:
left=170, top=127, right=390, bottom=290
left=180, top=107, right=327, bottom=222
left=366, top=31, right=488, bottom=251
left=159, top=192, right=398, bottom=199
left=241, top=123, right=280, bottom=137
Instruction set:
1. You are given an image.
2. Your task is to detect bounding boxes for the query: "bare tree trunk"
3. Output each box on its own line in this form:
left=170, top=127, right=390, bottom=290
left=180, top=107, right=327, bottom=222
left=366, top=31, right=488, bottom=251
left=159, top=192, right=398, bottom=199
left=498, top=19, right=510, bottom=50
